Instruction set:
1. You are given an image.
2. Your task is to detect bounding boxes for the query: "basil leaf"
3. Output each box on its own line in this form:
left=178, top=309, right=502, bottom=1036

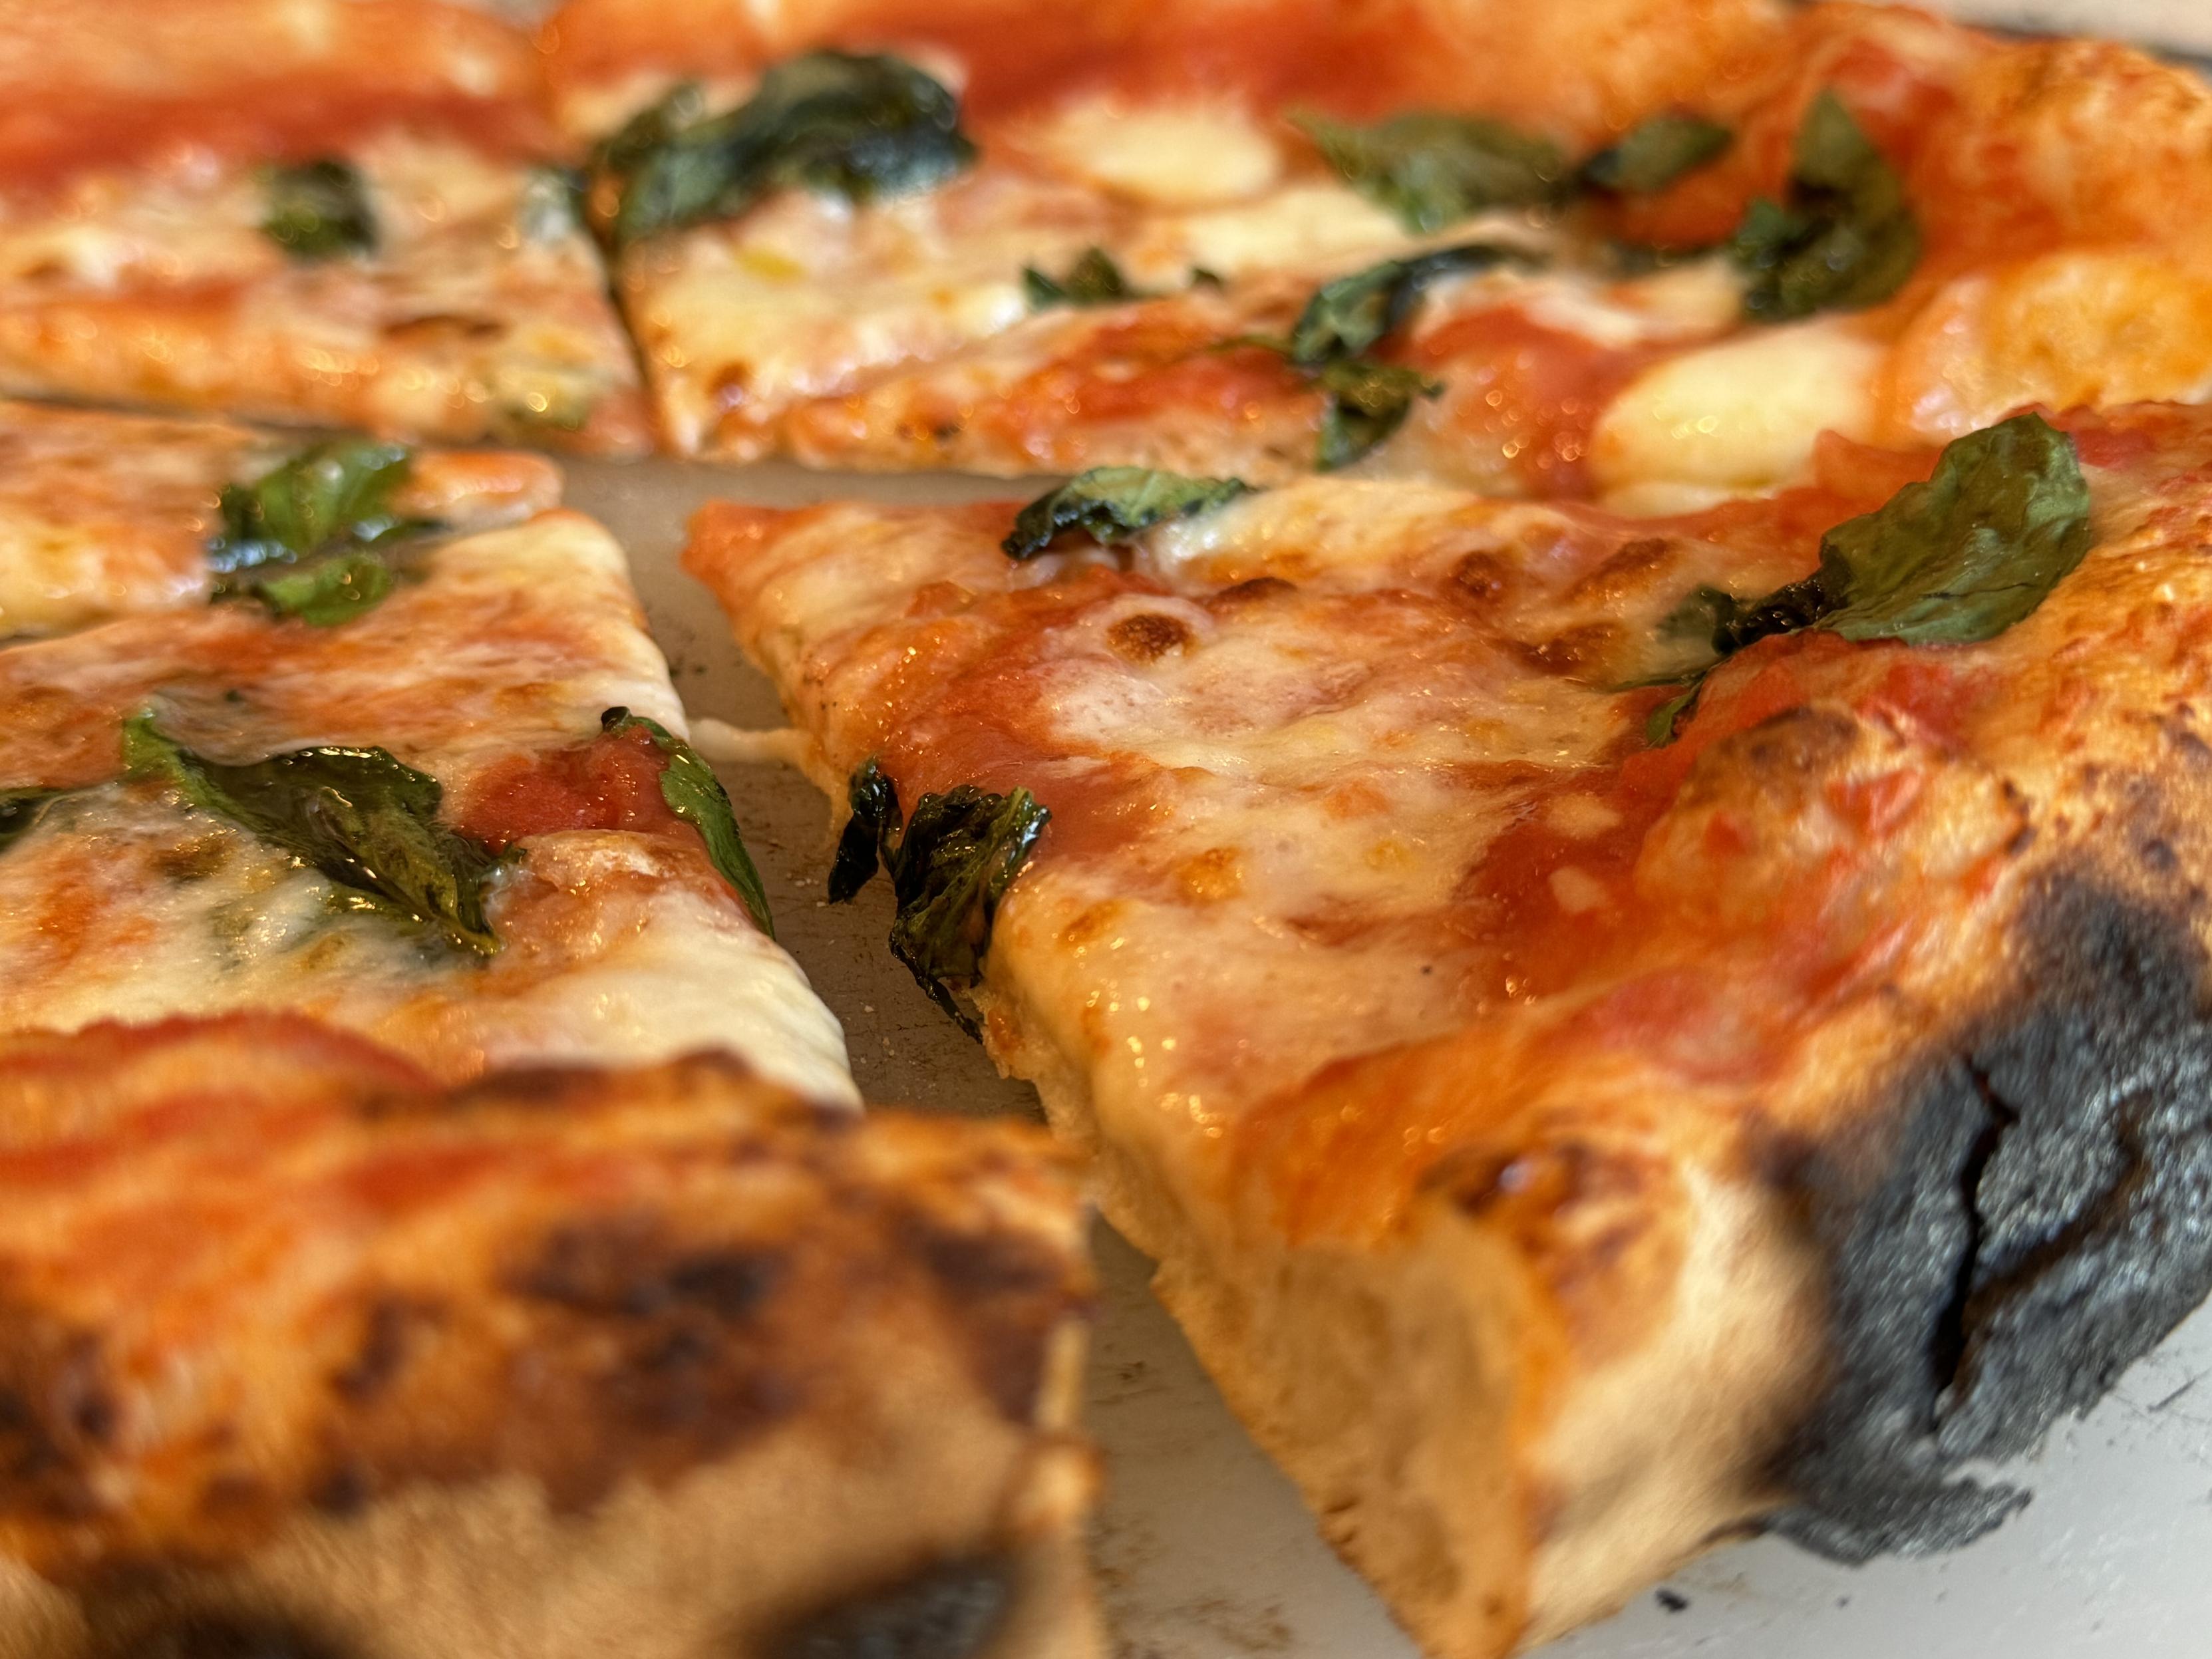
left=262, top=159, right=379, bottom=261
left=1004, top=466, right=1252, bottom=559
left=208, top=438, right=430, bottom=624
left=247, top=549, right=396, bottom=628
left=121, top=714, right=503, bottom=955
left=599, top=708, right=774, bottom=936
left=1645, top=682, right=1704, bottom=746
left=1313, top=357, right=1440, bottom=471
left=1644, top=414, right=2093, bottom=744
left=0, top=789, right=59, bottom=855
left=1287, top=243, right=1537, bottom=367
left=826, top=757, right=1049, bottom=1035
left=601, top=54, right=977, bottom=248
left=828, top=756, right=898, bottom=903
left=1730, top=90, right=1919, bottom=323
left=1295, top=110, right=1568, bottom=233
left=1582, top=114, right=1731, bottom=195
left=1816, top=412, right=2094, bottom=645
left=1024, top=247, right=1142, bottom=310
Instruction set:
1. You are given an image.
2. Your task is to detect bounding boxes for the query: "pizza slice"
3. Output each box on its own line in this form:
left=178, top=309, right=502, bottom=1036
left=0, top=1014, right=1096, bottom=1659
left=547, top=0, right=2212, bottom=507
left=0, top=399, right=560, bottom=640
left=0, top=0, right=649, bottom=452
left=685, top=404, right=2212, bottom=1654
left=0, top=443, right=847, bottom=1099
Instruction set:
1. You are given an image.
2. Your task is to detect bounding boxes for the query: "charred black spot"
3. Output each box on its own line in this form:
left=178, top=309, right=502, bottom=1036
left=901, top=1217, right=1088, bottom=1423
left=770, top=1557, right=1014, bottom=1659
left=515, top=1220, right=784, bottom=1321
left=331, top=1298, right=427, bottom=1403
left=0, top=1320, right=114, bottom=1522
left=98, top=1609, right=351, bottom=1659
left=1772, top=874, right=2212, bottom=1559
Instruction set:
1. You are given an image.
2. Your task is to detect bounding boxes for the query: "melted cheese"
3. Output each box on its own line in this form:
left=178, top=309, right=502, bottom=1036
left=1035, top=97, right=1285, bottom=208
left=1590, top=318, right=1884, bottom=506
left=0, top=509, right=857, bottom=1102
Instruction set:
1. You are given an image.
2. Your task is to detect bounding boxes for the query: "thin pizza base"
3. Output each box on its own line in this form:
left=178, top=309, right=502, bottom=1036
left=0, top=492, right=850, bottom=1100
left=685, top=404, right=2212, bottom=1654
left=550, top=0, right=2212, bottom=506
left=0, top=1018, right=1096, bottom=1659
left=0, top=1, right=649, bottom=453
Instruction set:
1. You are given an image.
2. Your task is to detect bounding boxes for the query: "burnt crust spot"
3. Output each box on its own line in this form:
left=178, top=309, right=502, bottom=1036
left=94, top=1609, right=351, bottom=1659
left=1106, top=613, right=1192, bottom=663
left=0, top=1316, right=115, bottom=1525
left=768, top=1556, right=1013, bottom=1659
left=901, top=1215, right=1092, bottom=1423
left=1771, top=873, right=2212, bottom=1559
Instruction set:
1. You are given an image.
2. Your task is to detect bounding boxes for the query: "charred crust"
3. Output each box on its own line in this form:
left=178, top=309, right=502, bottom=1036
left=1105, top=613, right=1193, bottom=663
left=0, top=1316, right=114, bottom=1524
left=514, top=1219, right=785, bottom=1322
left=899, top=1213, right=1094, bottom=1424
left=330, top=1297, right=432, bottom=1404
left=91, top=1607, right=352, bottom=1659
left=767, top=1556, right=1015, bottom=1659
left=1771, top=871, right=2212, bottom=1560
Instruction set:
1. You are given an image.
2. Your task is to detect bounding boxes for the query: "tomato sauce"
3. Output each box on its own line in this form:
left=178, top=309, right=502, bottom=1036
left=0, top=88, right=555, bottom=198
left=458, top=725, right=683, bottom=850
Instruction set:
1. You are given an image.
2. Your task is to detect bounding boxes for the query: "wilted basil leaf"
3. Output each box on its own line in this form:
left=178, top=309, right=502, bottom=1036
left=247, top=549, right=396, bottom=627
left=1643, top=413, right=2093, bottom=744
left=1730, top=90, right=1919, bottom=323
left=207, top=438, right=432, bottom=625
left=600, top=708, right=774, bottom=936
left=1287, top=243, right=1537, bottom=366
left=599, top=53, right=977, bottom=247
left=121, top=714, right=504, bottom=953
left=1003, top=466, right=1252, bottom=559
left=1583, top=114, right=1732, bottom=196
left=0, top=789, right=59, bottom=855
left=262, top=159, right=379, bottom=261
left=1296, top=110, right=1568, bottom=233
left=1025, top=247, right=1143, bottom=310
left=1313, top=357, right=1440, bottom=470
left=826, top=757, right=1049, bottom=1034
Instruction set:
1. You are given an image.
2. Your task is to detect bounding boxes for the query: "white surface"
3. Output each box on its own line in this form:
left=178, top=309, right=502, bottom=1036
left=564, top=454, right=2212, bottom=1659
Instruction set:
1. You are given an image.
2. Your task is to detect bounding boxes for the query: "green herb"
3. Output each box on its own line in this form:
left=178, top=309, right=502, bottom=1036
left=827, top=757, right=1049, bottom=1034
left=0, top=789, right=59, bottom=854
left=1244, top=242, right=1535, bottom=470
left=1025, top=247, right=1143, bottom=309
left=121, top=714, right=504, bottom=954
left=207, top=438, right=430, bottom=625
left=1643, top=413, right=2092, bottom=743
left=1295, top=110, right=1568, bottom=233
left=597, top=53, right=977, bottom=248
left=599, top=708, right=774, bottom=936
left=261, top=159, right=379, bottom=261
left=1003, top=466, right=1252, bottom=559
left=1312, top=357, right=1440, bottom=472
left=1582, top=114, right=1732, bottom=195
left=1730, top=90, right=1919, bottom=323
left=518, top=164, right=587, bottom=243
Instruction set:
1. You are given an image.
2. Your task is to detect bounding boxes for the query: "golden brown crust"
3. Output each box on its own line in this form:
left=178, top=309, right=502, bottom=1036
left=0, top=1016, right=1098, bottom=1659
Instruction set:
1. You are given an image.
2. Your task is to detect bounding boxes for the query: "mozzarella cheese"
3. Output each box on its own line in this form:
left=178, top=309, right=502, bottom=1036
left=1591, top=317, right=1884, bottom=505
left=1036, top=97, right=1285, bottom=208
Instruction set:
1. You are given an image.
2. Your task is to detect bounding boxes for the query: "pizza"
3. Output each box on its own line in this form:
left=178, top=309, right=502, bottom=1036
left=0, top=416, right=848, bottom=1099
left=0, top=1015, right=1097, bottom=1659
left=544, top=0, right=2212, bottom=504
left=0, top=0, right=649, bottom=453
left=0, top=398, right=560, bottom=640
left=685, top=401, right=2212, bottom=1654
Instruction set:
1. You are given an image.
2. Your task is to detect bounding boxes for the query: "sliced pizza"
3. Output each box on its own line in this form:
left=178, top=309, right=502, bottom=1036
left=0, top=1014, right=1096, bottom=1659
left=0, top=0, right=649, bottom=452
left=0, top=399, right=560, bottom=640
left=685, top=404, right=2212, bottom=1654
left=546, top=0, right=2212, bottom=506
left=0, top=465, right=849, bottom=1100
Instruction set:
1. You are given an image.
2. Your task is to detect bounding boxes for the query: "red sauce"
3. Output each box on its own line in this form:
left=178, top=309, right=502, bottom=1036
left=1411, top=307, right=1667, bottom=498
left=975, top=331, right=1311, bottom=457
left=0, top=87, right=555, bottom=198
left=458, top=726, right=683, bottom=850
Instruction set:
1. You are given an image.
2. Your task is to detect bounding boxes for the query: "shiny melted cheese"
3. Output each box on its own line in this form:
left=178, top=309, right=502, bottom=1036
left=0, top=134, right=644, bottom=450
left=0, top=511, right=857, bottom=1102
left=1035, top=96, right=1285, bottom=208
